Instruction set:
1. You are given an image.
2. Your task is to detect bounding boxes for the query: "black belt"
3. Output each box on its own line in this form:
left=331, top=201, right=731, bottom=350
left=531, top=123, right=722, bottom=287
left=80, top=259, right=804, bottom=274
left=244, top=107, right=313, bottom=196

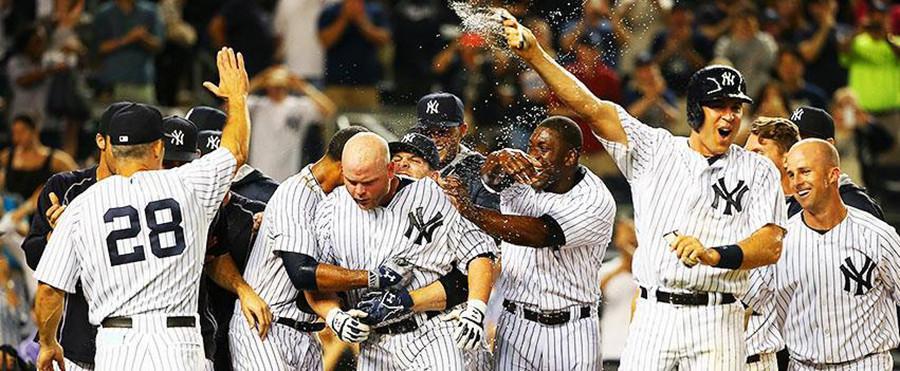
left=502, top=300, right=592, bottom=326
left=640, top=287, right=736, bottom=306
left=275, top=318, right=325, bottom=333
left=374, top=317, right=419, bottom=335
left=746, top=354, right=761, bottom=364
left=101, top=316, right=195, bottom=328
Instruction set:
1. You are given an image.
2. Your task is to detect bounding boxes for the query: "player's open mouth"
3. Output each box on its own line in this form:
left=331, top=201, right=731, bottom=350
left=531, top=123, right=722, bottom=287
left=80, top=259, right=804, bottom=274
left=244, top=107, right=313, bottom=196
left=717, top=128, right=732, bottom=138
left=796, top=189, right=811, bottom=198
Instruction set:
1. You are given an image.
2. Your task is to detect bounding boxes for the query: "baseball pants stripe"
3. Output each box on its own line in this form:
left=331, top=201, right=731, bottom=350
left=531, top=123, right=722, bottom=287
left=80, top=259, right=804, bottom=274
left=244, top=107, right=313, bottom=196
left=360, top=318, right=466, bottom=371
left=228, top=313, right=323, bottom=371
left=94, top=319, right=204, bottom=371
left=621, top=299, right=745, bottom=371
left=493, top=308, right=601, bottom=370
left=787, top=352, right=892, bottom=371
left=745, top=352, right=777, bottom=371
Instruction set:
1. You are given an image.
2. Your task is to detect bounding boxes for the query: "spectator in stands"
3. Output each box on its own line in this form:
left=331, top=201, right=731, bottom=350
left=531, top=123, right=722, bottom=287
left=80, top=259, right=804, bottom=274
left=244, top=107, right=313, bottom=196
left=4, top=23, right=64, bottom=126
left=770, top=0, right=807, bottom=43
left=714, top=6, right=778, bottom=98
left=624, top=53, right=678, bottom=129
left=797, top=0, right=848, bottom=96
left=0, top=114, right=76, bottom=224
left=318, top=0, right=391, bottom=110
left=830, top=88, right=895, bottom=195
left=560, top=0, right=626, bottom=70
left=93, top=0, right=164, bottom=103
left=274, top=0, right=326, bottom=84
left=247, top=66, right=336, bottom=182
left=613, top=0, right=666, bottom=76
left=209, top=0, right=276, bottom=78
left=775, top=47, right=829, bottom=110
left=753, top=81, right=793, bottom=120
left=390, top=0, right=448, bottom=101
left=650, top=4, right=706, bottom=95
left=840, top=3, right=899, bottom=116
left=156, top=0, right=197, bottom=106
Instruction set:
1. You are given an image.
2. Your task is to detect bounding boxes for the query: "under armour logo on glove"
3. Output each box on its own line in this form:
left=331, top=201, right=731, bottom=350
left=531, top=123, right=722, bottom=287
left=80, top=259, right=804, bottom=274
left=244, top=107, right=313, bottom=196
left=452, top=300, right=487, bottom=350
left=326, top=308, right=371, bottom=343
left=367, top=258, right=414, bottom=289
left=356, top=288, right=414, bottom=326
left=426, top=99, right=440, bottom=114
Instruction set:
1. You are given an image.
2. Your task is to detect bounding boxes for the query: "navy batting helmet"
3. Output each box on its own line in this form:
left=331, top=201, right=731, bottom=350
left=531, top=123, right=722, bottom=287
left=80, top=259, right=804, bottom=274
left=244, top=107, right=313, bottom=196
left=686, top=65, right=753, bottom=131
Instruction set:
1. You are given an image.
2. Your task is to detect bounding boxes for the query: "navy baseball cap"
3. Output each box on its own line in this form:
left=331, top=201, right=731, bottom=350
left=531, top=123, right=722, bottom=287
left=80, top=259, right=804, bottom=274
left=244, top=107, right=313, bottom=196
left=106, top=103, right=164, bottom=145
left=415, top=93, right=464, bottom=129
left=162, top=116, right=199, bottom=162
left=98, top=101, right=132, bottom=135
left=791, top=106, right=835, bottom=140
left=389, top=132, right=440, bottom=170
left=198, top=130, right=223, bottom=156
left=186, top=106, right=227, bottom=131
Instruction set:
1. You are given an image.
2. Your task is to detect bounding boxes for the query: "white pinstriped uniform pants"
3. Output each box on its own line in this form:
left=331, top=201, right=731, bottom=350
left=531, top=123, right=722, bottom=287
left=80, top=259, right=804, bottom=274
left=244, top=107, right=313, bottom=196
left=493, top=306, right=602, bottom=370
left=621, top=298, right=745, bottom=371
left=360, top=316, right=477, bottom=371
left=228, top=313, right=323, bottom=371
left=787, top=352, right=892, bottom=371
left=93, top=315, right=205, bottom=371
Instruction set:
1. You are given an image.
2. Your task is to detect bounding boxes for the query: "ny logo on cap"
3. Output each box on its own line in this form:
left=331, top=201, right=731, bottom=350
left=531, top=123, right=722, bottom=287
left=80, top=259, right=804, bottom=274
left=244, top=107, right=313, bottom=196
left=425, top=100, right=440, bottom=115
left=206, top=135, right=220, bottom=150
left=402, top=133, right=417, bottom=143
left=791, top=108, right=804, bottom=122
left=168, top=130, right=185, bottom=146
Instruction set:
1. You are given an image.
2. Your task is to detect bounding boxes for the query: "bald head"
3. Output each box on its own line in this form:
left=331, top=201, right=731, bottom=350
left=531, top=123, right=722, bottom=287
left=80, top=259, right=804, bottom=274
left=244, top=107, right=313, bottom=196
left=788, top=138, right=840, bottom=169
left=342, top=133, right=396, bottom=210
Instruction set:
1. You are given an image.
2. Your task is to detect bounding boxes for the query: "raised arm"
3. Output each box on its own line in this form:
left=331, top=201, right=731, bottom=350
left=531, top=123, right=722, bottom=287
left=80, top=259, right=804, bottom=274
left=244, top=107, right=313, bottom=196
left=501, top=12, right=627, bottom=145
left=203, top=47, right=251, bottom=170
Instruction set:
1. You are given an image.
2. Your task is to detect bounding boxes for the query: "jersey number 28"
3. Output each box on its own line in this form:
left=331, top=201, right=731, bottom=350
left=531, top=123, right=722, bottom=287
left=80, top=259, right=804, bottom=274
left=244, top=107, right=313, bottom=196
left=104, top=198, right=185, bottom=266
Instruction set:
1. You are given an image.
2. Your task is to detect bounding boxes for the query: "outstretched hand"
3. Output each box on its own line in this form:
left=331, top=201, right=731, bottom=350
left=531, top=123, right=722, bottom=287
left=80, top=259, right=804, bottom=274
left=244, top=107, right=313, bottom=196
left=203, top=47, right=249, bottom=100
left=497, top=8, right=539, bottom=59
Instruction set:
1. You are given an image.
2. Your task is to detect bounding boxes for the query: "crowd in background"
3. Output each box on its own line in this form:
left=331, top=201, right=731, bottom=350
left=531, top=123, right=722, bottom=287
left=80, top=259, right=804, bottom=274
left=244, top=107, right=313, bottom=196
left=0, top=0, right=897, bottom=369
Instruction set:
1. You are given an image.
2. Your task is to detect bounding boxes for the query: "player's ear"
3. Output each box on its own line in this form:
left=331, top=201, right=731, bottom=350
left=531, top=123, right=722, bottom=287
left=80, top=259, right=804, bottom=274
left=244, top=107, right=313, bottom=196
left=564, top=148, right=579, bottom=167
left=459, top=122, right=468, bottom=136
left=95, top=134, right=106, bottom=151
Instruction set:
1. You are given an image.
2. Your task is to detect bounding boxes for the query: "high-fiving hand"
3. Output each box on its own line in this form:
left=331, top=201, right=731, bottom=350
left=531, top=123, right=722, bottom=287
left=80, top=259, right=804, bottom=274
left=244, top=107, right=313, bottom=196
left=203, top=47, right=249, bottom=101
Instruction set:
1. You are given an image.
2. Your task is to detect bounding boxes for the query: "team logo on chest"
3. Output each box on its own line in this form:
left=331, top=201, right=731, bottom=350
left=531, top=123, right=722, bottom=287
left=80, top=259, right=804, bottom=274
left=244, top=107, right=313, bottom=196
left=840, top=256, right=875, bottom=296
left=404, top=207, right=444, bottom=245
left=711, top=178, right=749, bottom=215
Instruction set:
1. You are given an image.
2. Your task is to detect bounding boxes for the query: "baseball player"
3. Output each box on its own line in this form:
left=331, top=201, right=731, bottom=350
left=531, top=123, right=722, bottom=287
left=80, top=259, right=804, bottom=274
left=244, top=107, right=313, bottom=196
left=436, top=116, right=616, bottom=370
left=187, top=106, right=280, bottom=203
left=390, top=132, right=440, bottom=179
left=413, top=92, right=499, bottom=211
left=777, top=139, right=900, bottom=369
left=161, top=116, right=272, bottom=371
left=502, top=13, right=786, bottom=369
left=230, top=125, right=411, bottom=371
left=787, top=106, right=883, bottom=219
left=20, top=102, right=131, bottom=371
left=306, top=133, right=496, bottom=370
left=34, top=47, right=249, bottom=371
left=742, top=117, right=801, bottom=370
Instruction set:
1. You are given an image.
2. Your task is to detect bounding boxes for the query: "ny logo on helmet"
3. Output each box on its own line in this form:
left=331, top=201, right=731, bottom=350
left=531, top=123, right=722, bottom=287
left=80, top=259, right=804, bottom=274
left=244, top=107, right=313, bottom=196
left=426, top=100, right=440, bottom=115
left=404, top=207, right=443, bottom=245
left=791, top=108, right=804, bottom=122
left=711, top=178, right=749, bottom=216
left=705, top=72, right=739, bottom=95
left=206, top=135, right=220, bottom=150
left=168, top=130, right=184, bottom=146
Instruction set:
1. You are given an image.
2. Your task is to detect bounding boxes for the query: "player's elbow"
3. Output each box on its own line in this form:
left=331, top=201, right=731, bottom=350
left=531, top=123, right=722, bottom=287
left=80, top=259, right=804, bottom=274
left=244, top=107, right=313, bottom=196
left=281, top=252, right=319, bottom=291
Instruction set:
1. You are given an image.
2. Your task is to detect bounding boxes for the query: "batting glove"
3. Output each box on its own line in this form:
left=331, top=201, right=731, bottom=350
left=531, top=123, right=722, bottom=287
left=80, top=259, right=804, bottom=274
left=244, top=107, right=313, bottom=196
left=367, top=258, right=413, bottom=289
left=453, top=300, right=487, bottom=350
left=326, top=308, right=371, bottom=343
left=357, top=288, right=415, bottom=326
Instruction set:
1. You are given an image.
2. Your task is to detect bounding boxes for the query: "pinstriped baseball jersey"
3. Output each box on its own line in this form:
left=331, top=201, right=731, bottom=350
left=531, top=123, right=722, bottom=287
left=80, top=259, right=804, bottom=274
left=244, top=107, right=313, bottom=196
left=499, top=167, right=615, bottom=310
left=596, top=105, right=787, bottom=295
left=775, top=207, right=900, bottom=364
left=35, top=148, right=235, bottom=325
left=315, top=177, right=495, bottom=316
left=241, top=164, right=322, bottom=323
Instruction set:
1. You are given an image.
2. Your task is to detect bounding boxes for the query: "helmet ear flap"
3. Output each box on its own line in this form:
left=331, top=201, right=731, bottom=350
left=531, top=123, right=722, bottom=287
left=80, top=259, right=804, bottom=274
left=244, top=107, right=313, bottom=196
left=687, top=102, right=704, bottom=131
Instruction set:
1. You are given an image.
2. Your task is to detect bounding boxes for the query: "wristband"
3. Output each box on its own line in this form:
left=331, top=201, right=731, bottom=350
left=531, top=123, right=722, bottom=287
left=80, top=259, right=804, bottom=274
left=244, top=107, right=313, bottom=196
left=711, top=244, right=743, bottom=270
